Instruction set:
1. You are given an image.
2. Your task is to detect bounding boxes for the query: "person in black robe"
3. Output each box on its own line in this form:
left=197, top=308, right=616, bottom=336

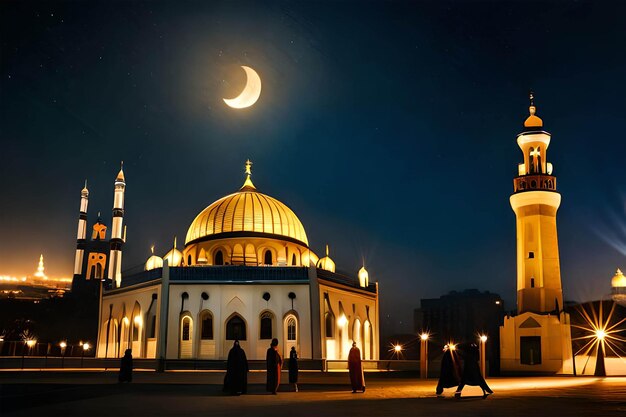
left=118, top=349, right=133, bottom=383
left=266, top=338, right=282, bottom=394
left=436, top=344, right=461, bottom=396
left=288, top=346, right=299, bottom=392
left=455, top=343, right=493, bottom=398
left=223, top=340, right=248, bottom=395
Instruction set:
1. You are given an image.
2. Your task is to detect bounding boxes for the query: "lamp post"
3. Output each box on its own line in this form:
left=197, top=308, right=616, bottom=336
left=594, top=330, right=606, bottom=377
left=81, top=342, right=90, bottom=368
left=479, top=335, right=488, bottom=377
left=419, top=333, right=429, bottom=379
left=60, top=341, right=67, bottom=368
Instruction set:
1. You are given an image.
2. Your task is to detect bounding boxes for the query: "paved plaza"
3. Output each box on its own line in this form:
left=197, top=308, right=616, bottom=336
left=1, top=371, right=625, bottom=416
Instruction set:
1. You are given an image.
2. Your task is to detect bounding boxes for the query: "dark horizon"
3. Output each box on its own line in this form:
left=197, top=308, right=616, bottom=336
left=2, top=1, right=626, bottom=334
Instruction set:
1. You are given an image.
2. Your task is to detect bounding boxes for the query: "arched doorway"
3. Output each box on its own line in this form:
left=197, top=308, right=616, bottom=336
left=179, top=313, right=193, bottom=359
left=364, top=320, right=372, bottom=360
left=283, top=313, right=298, bottom=357
left=198, top=310, right=215, bottom=358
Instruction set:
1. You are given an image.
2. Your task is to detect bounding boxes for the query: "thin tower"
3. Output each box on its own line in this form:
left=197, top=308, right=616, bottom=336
left=108, top=163, right=126, bottom=287
left=73, top=180, right=89, bottom=279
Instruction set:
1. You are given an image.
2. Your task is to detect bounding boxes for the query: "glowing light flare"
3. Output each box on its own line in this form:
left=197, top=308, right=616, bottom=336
left=337, top=315, right=348, bottom=327
left=420, top=333, right=429, bottom=341
left=59, top=341, right=67, bottom=348
left=571, top=301, right=626, bottom=364
left=25, top=339, right=36, bottom=348
left=134, top=316, right=142, bottom=326
left=480, top=335, right=488, bottom=343
left=83, top=343, right=91, bottom=351
left=394, top=344, right=402, bottom=352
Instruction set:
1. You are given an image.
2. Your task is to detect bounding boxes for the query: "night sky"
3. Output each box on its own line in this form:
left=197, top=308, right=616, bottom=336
left=1, top=1, right=626, bottom=335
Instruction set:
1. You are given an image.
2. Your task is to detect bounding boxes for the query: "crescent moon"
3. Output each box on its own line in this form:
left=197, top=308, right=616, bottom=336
left=223, top=66, right=262, bottom=109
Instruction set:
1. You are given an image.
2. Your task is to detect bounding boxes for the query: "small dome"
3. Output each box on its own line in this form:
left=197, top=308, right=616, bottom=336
left=612, top=268, right=626, bottom=288
left=317, top=245, right=336, bottom=273
left=524, top=93, right=543, bottom=128
left=145, top=246, right=163, bottom=271
left=358, top=266, right=369, bottom=288
left=145, top=255, right=163, bottom=271
left=163, top=238, right=183, bottom=267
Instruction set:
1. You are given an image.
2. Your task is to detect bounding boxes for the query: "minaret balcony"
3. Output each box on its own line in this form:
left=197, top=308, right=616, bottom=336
left=513, top=174, right=557, bottom=193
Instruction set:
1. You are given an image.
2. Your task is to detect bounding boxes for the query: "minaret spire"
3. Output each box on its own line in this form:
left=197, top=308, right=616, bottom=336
left=73, top=180, right=90, bottom=279
left=108, top=164, right=126, bottom=288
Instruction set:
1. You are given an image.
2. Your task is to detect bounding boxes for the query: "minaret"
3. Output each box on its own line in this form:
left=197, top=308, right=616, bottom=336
left=510, top=93, right=563, bottom=314
left=108, top=163, right=126, bottom=287
left=73, top=180, right=89, bottom=278
left=34, top=254, right=46, bottom=279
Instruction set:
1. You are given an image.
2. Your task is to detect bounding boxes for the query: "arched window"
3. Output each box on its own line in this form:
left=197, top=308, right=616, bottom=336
left=264, top=250, right=273, bottom=265
left=226, top=315, right=246, bottom=340
left=260, top=311, right=273, bottom=339
left=325, top=313, right=334, bottom=338
left=181, top=316, right=191, bottom=341
left=287, top=317, right=296, bottom=341
left=292, top=254, right=297, bottom=266
left=214, top=250, right=224, bottom=266
left=187, top=255, right=192, bottom=266
left=200, top=311, right=213, bottom=340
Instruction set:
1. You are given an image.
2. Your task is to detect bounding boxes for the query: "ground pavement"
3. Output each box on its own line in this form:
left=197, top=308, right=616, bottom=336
left=1, top=370, right=625, bottom=416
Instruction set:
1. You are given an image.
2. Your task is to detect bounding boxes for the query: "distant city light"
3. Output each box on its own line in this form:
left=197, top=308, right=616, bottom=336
left=83, top=343, right=91, bottom=351
left=495, top=300, right=501, bottom=305
left=394, top=344, right=402, bottom=352
left=26, top=339, right=36, bottom=348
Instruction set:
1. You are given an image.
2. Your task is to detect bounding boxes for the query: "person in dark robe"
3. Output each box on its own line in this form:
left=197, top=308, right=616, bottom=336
left=118, top=349, right=133, bottom=383
left=348, top=341, right=365, bottom=393
left=288, top=346, right=299, bottom=392
left=223, top=340, right=248, bottom=395
left=436, top=344, right=461, bottom=396
left=266, top=338, right=282, bottom=394
left=455, top=343, right=493, bottom=398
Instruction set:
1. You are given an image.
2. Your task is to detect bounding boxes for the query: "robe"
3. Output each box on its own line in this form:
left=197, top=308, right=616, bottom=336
left=223, top=344, right=248, bottom=395
left=288, top=350, right=299, bottom=384
left=266, top=347, right=282, bottom=393
left=348, top=346, right=365, bottom=391
left=436, top=349, right=461, bottom=391
left=118, top=350, right=133, bottom=383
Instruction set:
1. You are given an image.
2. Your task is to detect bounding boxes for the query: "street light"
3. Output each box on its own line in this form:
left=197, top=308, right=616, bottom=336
left=60, top=341, right=67, bottom=368
left=81, top=342, right=90, bottom=368
left=419, top=332, right=429, bottom=379
left=594, top=329, right=606, bottom=377
left=479, top=334, right=488, bottom=377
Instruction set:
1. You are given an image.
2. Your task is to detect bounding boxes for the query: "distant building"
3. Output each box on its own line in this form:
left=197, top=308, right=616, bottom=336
left=611, top=268, right=626, bottom=307
left=414, top=289, right=504, bottom=374
left=500, top=95, right=574, bottom=374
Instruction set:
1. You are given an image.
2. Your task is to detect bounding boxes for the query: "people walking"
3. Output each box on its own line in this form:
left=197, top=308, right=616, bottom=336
left=436, top=344, right=461, bottom=396
left=288, top=346, right=299, bottom=392
left=266, top=338, right=282, bottom=394
left=348, top=341, right=365, bottom=393
left=223, top=340, right=248, bottom=395
left=455, top=343, right=493, bottom=398
left=118, top=349, right=133, bottom=383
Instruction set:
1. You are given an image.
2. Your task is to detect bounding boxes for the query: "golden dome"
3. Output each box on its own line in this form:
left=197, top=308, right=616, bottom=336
left=612, top=268, right=626, bottom=288
left=185, top=162, right=308, bottom=247
left=145, top=246, right=164, bottom=271
left=317, top=245, right=336, bottom=272
left=164, top=238, right=183, bottom=266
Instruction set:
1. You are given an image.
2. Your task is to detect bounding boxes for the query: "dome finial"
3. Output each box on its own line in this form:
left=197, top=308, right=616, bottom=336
left=240, top=159, right=256, bottom=190
left=524, top=91, right=543, bottom=128
left=173, top=236, right=177, bottom=249
left=151, top=245, right=155, bottom=255
left=326, top=244, right=329, bottom=256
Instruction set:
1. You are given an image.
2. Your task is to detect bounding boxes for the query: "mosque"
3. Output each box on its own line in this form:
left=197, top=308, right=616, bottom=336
left=72, top=161, right=379, bottom=361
